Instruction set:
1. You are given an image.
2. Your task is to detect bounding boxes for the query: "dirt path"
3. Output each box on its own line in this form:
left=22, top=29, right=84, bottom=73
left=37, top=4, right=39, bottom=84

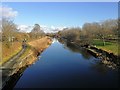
left=2, top=47, right=26, bottom=69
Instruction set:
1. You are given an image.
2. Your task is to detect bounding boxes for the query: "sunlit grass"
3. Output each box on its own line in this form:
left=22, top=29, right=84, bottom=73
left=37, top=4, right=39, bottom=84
left=92, top=39, right=119, bottom=56
left=92, top=39, right=112, bottom=46
left=18, top=45, right=31, bottom=60
left=0, top=42, right=22, bottom=65
left=0, top=42, right=2, bottom=64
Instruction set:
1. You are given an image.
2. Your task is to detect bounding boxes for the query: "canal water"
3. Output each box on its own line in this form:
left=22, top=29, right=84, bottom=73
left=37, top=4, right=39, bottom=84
left=14, top=39, right=119, bottom=88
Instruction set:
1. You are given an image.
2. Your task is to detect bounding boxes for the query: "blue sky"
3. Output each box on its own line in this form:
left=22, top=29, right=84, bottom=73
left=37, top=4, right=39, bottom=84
left=2, top=2, right=118, bottom=32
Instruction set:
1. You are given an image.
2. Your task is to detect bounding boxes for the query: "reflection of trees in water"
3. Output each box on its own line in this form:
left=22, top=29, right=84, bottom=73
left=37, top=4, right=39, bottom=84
left=67, top=44, right=91, bottom=59
left=58, top=38, right=91, bottom=59
left=58, top=38, right=119, bottom=71
left=90, top=60, right=111, bottom=74
left=57, top=38, right=65, bottom=44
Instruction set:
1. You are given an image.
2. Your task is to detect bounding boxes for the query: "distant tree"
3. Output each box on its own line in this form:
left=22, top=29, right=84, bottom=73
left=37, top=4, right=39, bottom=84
left=2, top=18, right=18, bottom=48
left=2, top=18, right=18, bottom=41
left=58, top=27, right=81, bottom=42
left=30, top=24, right=45, bottom=39
left=101, top=19, right=118, bottom=39
left=58, top=19, right=118, bottom=46
left=118, top=18, right=120, bottom=38
left=0, top=19, right=1, bottom=32
left=98, top=19, right=118, bottom=45
left=81, top=19, right=118, bottom=46
left=81, top=23, right=94, bottom=45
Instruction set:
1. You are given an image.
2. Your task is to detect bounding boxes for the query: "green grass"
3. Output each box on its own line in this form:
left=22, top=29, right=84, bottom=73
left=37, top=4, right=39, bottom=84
left=92, top=39, right=112, bottom=46
left=92, top=39, right=119, bottom=56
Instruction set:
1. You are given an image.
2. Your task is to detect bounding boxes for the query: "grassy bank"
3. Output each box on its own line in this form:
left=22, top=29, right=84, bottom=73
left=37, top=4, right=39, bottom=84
left=0, top=42, right=2, bottom=64
left=28, top=36, right=52, bottom=53
left=0, top=36, right=52, bottom=66
left=92, top=39, right=119, bottom=56
left=0, top=42, right=22, bottom=65
left=14, top=36, right=52, bottom=68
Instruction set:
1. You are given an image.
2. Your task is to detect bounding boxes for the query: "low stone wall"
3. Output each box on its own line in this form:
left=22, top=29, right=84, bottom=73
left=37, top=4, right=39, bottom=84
left=64, top=38, right=119, bottom=69
left=90, top=46, right=118, bottom=62
left=86, top=46, right=119, bottom=69
left=57, top=37, right=119, bottom=69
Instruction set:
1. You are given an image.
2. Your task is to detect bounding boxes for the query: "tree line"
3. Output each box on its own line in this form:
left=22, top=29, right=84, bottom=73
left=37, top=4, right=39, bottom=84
left=1, top=18, right=45, bottom=48
left=57, top=19, right=119, bottom=46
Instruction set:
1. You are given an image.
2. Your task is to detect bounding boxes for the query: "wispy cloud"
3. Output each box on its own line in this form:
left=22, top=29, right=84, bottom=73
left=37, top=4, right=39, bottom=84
left=0, top=5, right=18, bottom=18
left=41, top=25, right=66, bottom=33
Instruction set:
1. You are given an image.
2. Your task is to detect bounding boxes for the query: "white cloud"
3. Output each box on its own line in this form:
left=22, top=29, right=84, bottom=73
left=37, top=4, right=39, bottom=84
left=41, top=25, right=66, bottom=33
left=56, top=26, right=67, bottom=30
left=51, top=26, right=56, bottom=30
left=17, top=25, right=33, bottom=32
left=17, top=24, right=66, bottom=33
left=0, top=5, right=18, bottom=18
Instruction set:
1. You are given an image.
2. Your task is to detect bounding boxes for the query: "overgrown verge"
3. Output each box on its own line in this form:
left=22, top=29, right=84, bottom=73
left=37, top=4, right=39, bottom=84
left=11, top=36, right=52, bottom=75
left=2, top=37, right=52, bottom=90
left=1, top=42, right=22, bottom=65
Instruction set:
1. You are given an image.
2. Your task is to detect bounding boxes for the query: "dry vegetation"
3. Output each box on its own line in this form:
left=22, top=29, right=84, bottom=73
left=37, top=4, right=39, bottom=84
left=57, top=19, right=119, bottom=56
left=25, top=36, right=52, bottom=65
left=1, top=42, right=22, bottom=65
left=28, top=36, right=52, bottom=53
left=7, top=36, right=52, bottom=75
left=0, top=18, right=47, bottom=65
left=12, top=36, right=52, bottom=71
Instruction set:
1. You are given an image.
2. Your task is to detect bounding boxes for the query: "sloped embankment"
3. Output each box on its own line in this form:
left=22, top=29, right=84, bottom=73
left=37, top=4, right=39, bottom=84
left=27, top=36, right=52, bottom=65
left=12, top=36, right=52, bottom=74
left=2, top=36, right=52, bottom=90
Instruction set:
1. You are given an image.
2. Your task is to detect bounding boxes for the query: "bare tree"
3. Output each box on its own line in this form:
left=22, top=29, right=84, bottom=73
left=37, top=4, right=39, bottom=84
left=81, top=23, right=94, bottom=45
left=58, top=27, right=81, bottom=42
left=2, top=18, right=18, bottom=48
left=81, top=19, right=118, bottom=46
left=98, top=19, right=118, bottom=45
left=58, top=19, right=118, bottom=46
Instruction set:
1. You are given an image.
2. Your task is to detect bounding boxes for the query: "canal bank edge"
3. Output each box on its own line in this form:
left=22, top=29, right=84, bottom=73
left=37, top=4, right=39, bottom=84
left=75, top=42, right=119, bottom=69
left=2, top=36, right=52, bottom=90
left=13, top=36, right=52, bottom=75
left=58, top=37, right=120, bottom=69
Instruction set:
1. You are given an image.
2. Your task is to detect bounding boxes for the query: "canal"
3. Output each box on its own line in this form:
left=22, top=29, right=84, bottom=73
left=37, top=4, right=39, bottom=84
left=14, top=39, right=119, bottom=88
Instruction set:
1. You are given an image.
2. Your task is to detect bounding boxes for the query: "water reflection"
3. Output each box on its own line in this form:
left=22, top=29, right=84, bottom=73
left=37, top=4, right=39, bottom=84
left=90, top=60, right=110, bottom=74
left=14, top=38, right=119, bottom=88
left=52, top=38, right=58, bottom=43
left=90, top=59, right=118, bottom=75
left=58, top=38, right=91, bottom=59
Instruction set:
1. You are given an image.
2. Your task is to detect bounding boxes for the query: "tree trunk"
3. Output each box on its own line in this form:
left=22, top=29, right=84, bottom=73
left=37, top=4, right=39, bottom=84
left=103, top=37, right=105, bottom=46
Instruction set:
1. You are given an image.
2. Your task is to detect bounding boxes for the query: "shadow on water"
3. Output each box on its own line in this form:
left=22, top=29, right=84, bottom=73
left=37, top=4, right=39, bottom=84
left=2, top=66, right=27, bottom=90
left=58, top=38, right=91, bottom=59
